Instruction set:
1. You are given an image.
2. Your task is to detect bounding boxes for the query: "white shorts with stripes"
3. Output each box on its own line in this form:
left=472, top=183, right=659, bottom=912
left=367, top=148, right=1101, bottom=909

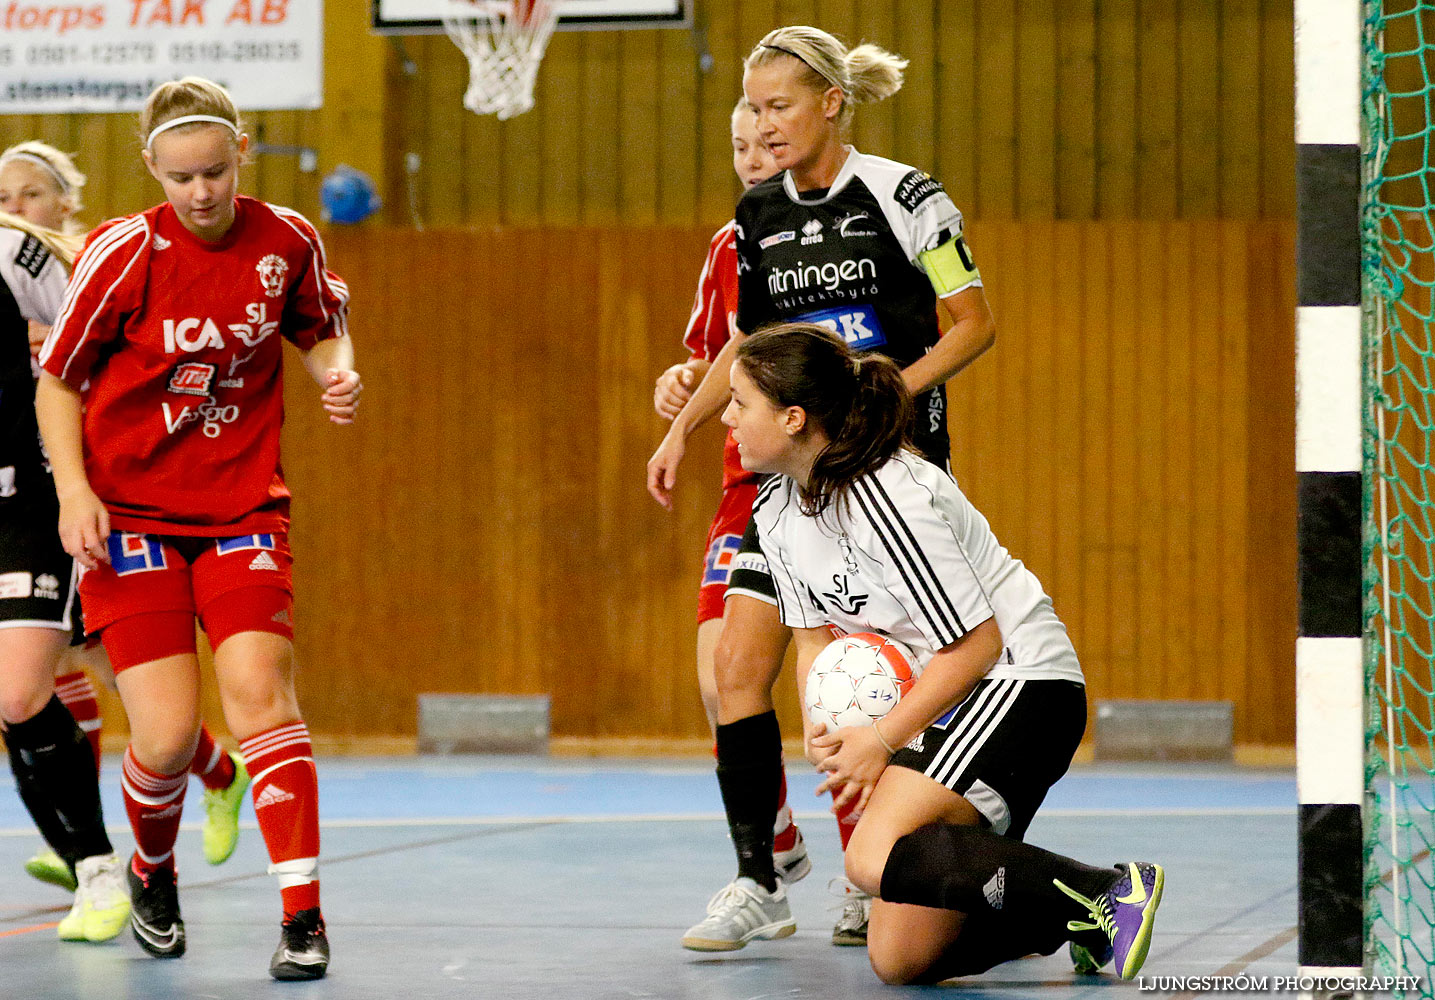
left=889, top=678, right=1087, bottom=842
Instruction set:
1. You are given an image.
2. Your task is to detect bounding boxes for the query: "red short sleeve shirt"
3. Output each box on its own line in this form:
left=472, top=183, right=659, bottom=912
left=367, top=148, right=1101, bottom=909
left=39, top=196, right=350, bottom=536
left=681, top=221, right=753, bottom=491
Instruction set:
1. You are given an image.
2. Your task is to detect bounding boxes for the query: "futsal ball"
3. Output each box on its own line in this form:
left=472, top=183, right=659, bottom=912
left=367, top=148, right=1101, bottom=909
left=320, top=165, right=381, bottom=225
left=804, top=632, right=916, bottom=732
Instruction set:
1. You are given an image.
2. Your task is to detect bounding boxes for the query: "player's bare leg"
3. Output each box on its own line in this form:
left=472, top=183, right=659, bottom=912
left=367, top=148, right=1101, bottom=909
left=214, top=630, right=328, bottom=981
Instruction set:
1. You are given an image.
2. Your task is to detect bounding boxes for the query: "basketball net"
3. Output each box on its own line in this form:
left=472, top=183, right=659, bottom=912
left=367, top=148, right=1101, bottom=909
left=444, top=0, right=559, bottom=120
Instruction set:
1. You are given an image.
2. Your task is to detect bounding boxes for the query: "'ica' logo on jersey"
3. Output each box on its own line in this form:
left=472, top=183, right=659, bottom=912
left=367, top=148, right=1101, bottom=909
left=163, top=303, right=277, bottom=354
left=256, top=255, right=288, bottom=298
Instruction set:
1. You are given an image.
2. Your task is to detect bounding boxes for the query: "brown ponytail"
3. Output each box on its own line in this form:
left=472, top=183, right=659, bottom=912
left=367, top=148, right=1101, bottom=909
left=736, top=323, right=912, bottom=517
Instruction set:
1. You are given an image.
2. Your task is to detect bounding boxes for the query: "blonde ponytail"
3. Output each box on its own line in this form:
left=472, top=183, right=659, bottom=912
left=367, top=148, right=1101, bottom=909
left=0, top=210, right=79, bottom=270
left=844, top=43, right=906, bottom=105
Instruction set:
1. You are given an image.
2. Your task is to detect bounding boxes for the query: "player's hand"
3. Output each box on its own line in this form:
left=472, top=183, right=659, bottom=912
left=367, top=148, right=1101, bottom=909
left=57, top=486, right=110, bottom=571
left=804, top=718, right=835, bottom=767
left=646, top=429, right=687, bottom=510
left=27, top=320, right=49, bottom=357
left=653, top=363, right=697, bottom=420
left=321, top=368, right=362, bottom=424
left=812, top=725, right=889, bottom=819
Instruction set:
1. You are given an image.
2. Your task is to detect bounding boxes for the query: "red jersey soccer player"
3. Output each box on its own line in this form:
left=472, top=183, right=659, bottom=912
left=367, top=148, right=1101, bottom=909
left=35, top=77, right=360, bottom=981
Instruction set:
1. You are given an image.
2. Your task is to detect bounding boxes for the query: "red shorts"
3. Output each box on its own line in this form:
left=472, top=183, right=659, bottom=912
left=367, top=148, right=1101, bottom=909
left=79, top=530, right=294, bottom=670
left=697, top=481, right=758, bottom=625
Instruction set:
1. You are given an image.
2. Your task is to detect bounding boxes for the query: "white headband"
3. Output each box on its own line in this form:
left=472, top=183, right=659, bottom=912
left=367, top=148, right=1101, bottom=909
left=146, top=115, right=240, bottom=150
left=0, top=151, right=71, bottom=194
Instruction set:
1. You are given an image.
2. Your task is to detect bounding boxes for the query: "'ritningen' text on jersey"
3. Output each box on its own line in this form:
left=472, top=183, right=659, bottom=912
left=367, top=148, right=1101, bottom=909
left=39, top=196, right=349, bottom=536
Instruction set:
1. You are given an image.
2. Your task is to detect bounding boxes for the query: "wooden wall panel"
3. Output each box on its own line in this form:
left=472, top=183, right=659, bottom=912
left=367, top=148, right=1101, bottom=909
left=82, top=220, right=1296, bottom=748
left=0, top=0, right=1296, bottom=228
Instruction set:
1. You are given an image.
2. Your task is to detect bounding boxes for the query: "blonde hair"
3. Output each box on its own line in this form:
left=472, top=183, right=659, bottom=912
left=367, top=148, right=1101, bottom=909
left=745, top=26, right=907, bottom=129
left=140, top=76, right=243, bottom=149
left=0, top=210, right=80, bottom=270
left=0, top=141, right=86, bottom=231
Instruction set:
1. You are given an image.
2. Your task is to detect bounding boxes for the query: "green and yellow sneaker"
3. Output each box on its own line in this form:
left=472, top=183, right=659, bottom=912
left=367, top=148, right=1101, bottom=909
left=202, top=752, right=250, bottom=865
left=25, top=846, right=76, bottom=892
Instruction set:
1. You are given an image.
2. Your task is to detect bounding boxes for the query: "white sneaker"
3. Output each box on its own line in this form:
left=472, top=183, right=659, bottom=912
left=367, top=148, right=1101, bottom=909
left=57, top=853, right=130, bottom=943
left=681, top=877, right=796, bottom=952
left=829, top=877, right=871, bottom=946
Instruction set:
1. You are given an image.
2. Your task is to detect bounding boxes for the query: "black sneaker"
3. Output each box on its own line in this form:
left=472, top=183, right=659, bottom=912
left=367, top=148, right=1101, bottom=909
left=269, top=908, right=329, bottom=981
left=127, top=861, right=185, bottom=958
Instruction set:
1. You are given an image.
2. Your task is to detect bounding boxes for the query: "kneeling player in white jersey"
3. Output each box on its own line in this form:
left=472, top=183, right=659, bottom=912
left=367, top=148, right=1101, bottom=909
left=724, top=323, right=1166, bottom=985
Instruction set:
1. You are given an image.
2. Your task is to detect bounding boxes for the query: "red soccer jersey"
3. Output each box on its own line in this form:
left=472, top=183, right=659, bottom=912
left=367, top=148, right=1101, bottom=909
left=682, top=221, right=753, bottom=490
left=40, top=196, right=349, bottom=536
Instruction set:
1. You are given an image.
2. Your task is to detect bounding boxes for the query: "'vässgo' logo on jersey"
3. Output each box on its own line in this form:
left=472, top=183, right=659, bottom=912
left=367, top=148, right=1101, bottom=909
left=163, top=303, right=278, bottom=354
left=162, top=395, right=240, bottom=438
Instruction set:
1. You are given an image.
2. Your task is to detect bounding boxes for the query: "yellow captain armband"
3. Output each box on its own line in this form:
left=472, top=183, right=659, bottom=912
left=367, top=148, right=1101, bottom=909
left=918, top=234, right=981, bottom=296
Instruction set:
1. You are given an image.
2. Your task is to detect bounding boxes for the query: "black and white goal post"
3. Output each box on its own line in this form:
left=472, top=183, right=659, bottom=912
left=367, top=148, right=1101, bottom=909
left=1295, top=0, right=1364, bottom=985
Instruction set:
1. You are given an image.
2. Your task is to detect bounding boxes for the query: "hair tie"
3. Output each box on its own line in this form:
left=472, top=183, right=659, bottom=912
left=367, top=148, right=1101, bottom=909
left=851, top=355, right=862, bottom=377
left=146, top=115, right=239, bottom=150
left=0, top=151, right=71, bottom=194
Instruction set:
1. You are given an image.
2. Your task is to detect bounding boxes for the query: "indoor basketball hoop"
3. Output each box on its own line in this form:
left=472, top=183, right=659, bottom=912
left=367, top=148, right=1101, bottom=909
left=443, top=0, right=559, bottom=120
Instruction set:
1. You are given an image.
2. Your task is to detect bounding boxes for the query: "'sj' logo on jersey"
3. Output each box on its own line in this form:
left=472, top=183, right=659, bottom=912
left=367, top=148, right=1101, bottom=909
left=794, top=305, right=886, bottom=350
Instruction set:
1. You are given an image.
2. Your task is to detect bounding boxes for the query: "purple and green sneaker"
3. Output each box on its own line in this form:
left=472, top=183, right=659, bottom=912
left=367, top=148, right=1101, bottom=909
left=1054, top=862, right=1164, bottom=980
left=1069, top=937, right=1114, bottom=975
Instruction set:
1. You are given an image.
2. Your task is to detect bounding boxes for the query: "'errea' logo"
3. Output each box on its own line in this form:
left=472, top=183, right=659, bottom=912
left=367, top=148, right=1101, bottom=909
left=794, top=304, right=886, bottom=350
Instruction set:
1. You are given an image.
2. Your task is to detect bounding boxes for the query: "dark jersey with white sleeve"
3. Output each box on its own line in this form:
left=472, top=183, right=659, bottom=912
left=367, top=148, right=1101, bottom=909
left=0, top=227, right=68, bottom=510
left=735, top=149, right=983, bottom=467
left=751, top=451, right=1083, bottom=684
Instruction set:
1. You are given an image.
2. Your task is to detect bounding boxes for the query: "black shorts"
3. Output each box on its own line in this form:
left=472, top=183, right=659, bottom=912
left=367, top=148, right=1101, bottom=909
left=890, top=678, right=1087, bottom=841
left=0, top=498, right=79, bottom=637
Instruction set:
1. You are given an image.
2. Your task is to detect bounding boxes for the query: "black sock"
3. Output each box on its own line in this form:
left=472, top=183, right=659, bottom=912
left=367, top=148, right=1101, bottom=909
left=881, top=823, right=1118, bottom=935
left=714, top=711, right=782, bottom=893
left=919, top=911, right=1067, bottom=983
left=4, top=696, right=112, bottom=866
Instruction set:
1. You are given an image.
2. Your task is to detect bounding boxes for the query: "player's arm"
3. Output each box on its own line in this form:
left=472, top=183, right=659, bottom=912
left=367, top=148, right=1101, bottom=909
left=813, top=619, right=1004, bottom=816
left=645, top=329, right=747, bottom=509
left=654, top=357, right=712, bottom=420
left=902, top=284, right=996, bottom=396
left=300, top=335, right=361, bottom=426
left=34, top=371, right=109, bottom=569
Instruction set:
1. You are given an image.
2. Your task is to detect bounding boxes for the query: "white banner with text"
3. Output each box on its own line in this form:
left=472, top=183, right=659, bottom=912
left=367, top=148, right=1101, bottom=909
left=0, top=1, right=322, bottom=113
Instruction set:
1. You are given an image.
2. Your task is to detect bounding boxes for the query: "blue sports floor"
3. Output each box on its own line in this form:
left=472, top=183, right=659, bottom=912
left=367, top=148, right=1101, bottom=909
left=2, top=758, right=1301, bottom=999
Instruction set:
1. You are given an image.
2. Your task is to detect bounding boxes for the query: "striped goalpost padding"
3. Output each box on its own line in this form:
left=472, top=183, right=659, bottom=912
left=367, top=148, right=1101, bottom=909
left=1295, top=0, right=1363, bottom=983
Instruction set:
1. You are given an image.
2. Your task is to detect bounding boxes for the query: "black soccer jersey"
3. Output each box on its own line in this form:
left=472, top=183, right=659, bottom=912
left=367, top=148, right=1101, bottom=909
left=735, top=149, right=982, bottom=466
left=0, top=228, right=67, bottom=514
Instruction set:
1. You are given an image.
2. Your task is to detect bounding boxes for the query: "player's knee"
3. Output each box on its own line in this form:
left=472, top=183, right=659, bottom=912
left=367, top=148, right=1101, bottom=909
left=713, top=634, right=776, bottom=697
left=129, top=725, right=200, bottom=775
left=868, top=943, right=932, bottom=985
left=0, top=686, right=50, bottom=727
left=843, top=838, right=886, bottom=898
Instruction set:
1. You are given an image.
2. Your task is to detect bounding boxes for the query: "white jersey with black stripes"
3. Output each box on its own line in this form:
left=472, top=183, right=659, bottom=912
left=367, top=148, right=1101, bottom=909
left=751, top=451, right=1084, bottom=684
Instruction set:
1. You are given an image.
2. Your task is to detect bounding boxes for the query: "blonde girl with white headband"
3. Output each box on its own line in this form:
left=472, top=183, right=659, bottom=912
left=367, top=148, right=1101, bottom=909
left=0, top=139, right=250, bottom=906
left=35, top=76, right=361, bottom=980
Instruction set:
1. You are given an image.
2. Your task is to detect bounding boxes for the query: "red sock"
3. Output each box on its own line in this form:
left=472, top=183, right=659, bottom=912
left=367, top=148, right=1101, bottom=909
left=773, top=752, right=799, bottom=851
left=54, top=671, right=101, bottom=772
left=190, top=726, right=236, bottom=791
left=121, top=748, right=187, bottom=872
left=834, top=793, right=859, bottom=851
left=241, top=721, right=321, bottom=918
